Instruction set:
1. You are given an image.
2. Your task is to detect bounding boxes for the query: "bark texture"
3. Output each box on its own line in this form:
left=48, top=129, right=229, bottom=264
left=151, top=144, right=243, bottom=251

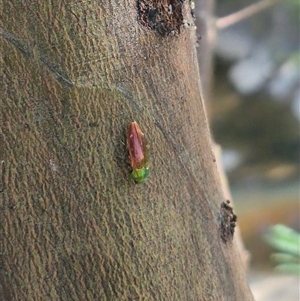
left=1, top=1, right=253, bottom=300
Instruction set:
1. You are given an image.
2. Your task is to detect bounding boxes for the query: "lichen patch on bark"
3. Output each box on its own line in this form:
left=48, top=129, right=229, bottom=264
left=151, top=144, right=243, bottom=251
left=219, top=200, right=237, bottom=243
left=137, top=0, right=185, bottom=36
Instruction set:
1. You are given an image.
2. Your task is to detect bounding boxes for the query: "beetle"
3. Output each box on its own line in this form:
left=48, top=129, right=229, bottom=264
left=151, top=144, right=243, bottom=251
left=127, top=121, right=150, bottom=183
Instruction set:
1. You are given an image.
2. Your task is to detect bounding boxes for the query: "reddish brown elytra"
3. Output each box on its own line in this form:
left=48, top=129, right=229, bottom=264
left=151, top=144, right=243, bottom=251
left=126, top=121, right=150, bottom=183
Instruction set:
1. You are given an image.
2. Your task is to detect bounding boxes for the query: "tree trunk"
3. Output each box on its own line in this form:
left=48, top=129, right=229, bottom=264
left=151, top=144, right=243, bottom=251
left=1, top=1, right=254, bottom=300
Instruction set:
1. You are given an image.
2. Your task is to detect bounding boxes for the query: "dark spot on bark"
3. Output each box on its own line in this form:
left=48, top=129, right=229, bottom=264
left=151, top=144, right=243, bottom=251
left=88, top=122, right=99, bottom=127
left=137, top=0, right=184, bottom=36
left=0, top=161, right=5, bottom=193
left=219, top=200, right=237, bottom=243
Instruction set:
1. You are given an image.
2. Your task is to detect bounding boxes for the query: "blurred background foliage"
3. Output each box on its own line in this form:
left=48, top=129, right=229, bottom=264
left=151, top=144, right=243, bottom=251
left=197, top=0, right=299, bottom=297
left=265, top=224, right=300, bottom=275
